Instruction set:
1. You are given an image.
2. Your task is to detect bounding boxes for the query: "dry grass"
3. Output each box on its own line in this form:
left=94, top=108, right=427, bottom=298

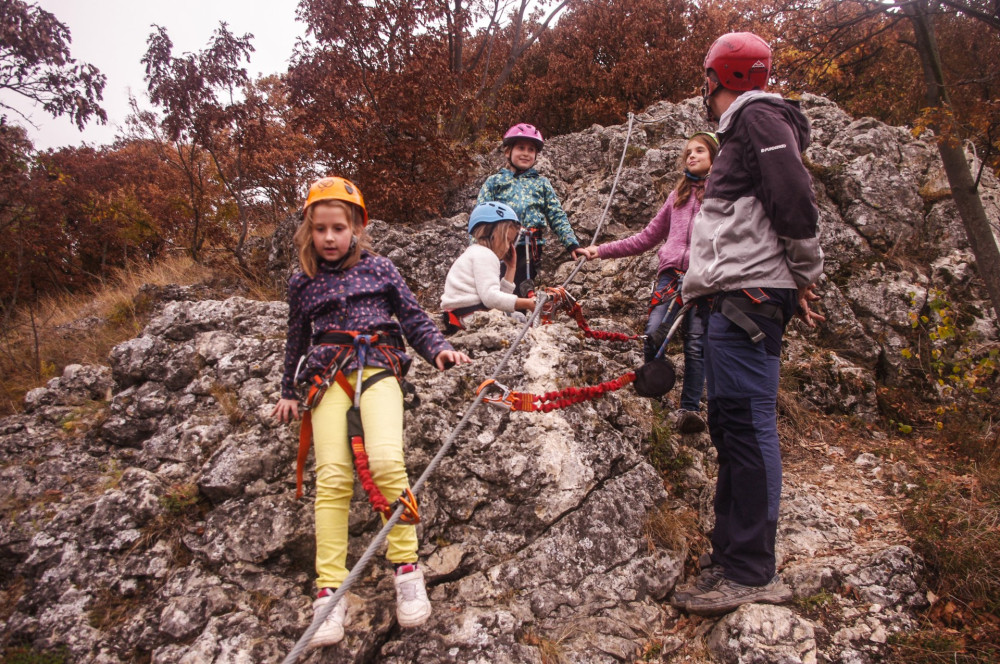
left=210, top=382, right=246, bottom=427
left=520, top=628, right=571, bottom=664
left=643, top=503, right=694, bottom=555
left=0, top=256, right=213, bottom=416
left=87, top=585, right=143, bottom=632
left=886, top=391, right=1000, bottom=663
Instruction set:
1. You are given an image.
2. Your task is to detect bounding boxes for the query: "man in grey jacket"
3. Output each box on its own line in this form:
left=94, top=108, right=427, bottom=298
left=675, top=31, right=825, bottom=616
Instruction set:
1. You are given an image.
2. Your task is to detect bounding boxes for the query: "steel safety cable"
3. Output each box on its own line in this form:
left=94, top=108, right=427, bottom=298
left=285, top=107, right=646, bottom=663
left=281, top=293, right=549, bottom=664
left=560, top=112, right=636, bottom=289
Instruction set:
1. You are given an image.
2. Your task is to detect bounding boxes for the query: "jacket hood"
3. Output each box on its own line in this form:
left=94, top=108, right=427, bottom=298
left=717, top=91, right=811, bottom=150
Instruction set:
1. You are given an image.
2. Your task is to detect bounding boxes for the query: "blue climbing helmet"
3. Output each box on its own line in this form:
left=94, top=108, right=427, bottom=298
left=468, top=202, right=520, bottom=234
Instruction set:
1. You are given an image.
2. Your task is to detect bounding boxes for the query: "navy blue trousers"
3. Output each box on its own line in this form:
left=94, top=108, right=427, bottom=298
left=705, top=289, right=795, bottom=586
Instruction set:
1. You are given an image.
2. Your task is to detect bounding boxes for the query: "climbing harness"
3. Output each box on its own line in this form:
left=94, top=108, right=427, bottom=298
left=283, top=114, right=639, bottom=664
left=441, top=303, right=490, bottom=334
left=295, top=331, right=420, bottom=523
left=715, top=288, right=783, bottom=344
left=516, top=227, right=543, bottom=296
left=647, top=269, right=684, bottom=316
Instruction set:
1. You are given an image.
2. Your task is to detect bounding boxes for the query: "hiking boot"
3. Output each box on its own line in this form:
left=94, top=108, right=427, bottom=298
left=308, top=591, right=349, bottom=648
left=676, top=410, right=706, bottom=434
left=684, top=574, right=792, bottom=616
left=394, top=566, right=432, bottom=627
left=670, top=564, right=726, bottom=608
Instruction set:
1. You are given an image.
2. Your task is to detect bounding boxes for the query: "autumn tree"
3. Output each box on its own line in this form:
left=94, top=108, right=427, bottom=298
left=499, top=0, right=731, bottom=136
left=0, top=0, right=106, bottom=130
left=288, top=0, right=570, bottom=221
left=142, top=23, right=256, bottom=258
left=0, top=123, right=37, bottom=322
left=227, top=76, right=322, bottom=225
left=757, top=0, right=1000, bottom=324
left=0, top=0, right=107, bottom=338
left=125, top=101, right=231, bottom=262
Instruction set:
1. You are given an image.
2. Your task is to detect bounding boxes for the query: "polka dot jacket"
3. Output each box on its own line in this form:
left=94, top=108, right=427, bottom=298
left=280, top=251, right=453, bottom=399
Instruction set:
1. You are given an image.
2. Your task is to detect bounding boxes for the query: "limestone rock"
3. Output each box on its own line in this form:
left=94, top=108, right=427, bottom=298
left=3, top=95, right=994, bottom=663
left=708, top=604, right=818, bottom=664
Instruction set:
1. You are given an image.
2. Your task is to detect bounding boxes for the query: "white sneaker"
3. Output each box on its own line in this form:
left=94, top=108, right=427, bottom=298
left=394, top=567, right=432, bottom=627
left=308, top=592, right=349, bottom=648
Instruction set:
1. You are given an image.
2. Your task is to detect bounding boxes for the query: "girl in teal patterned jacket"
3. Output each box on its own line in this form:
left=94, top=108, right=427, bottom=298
left=477, top=123, right=584, bottom=293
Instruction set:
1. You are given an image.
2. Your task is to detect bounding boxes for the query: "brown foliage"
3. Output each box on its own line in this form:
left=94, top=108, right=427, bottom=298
left=761, top=0, right=1000, bottom=171
left=0, top=0, right=106, bottom=129
left=499, top=0, right=727, bottom=135
left=288, top=0, right=473, bottom=222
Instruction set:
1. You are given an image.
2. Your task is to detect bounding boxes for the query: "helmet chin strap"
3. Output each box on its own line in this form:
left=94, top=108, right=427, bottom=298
left=702, top=77, right=721, bottom=122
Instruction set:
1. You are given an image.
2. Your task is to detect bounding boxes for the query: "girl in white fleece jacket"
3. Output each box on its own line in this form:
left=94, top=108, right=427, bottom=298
left=440, top=202, right=536, bottom=332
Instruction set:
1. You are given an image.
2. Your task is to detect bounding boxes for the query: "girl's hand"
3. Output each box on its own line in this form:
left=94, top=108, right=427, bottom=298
left=435, top=349, right=472, bottom=370
left=796, top=284, right=826, bottom=328
left=516, top=297, right=537, bottom=312
left=271, top=398, right=300, bottom=423
left=578, top=246, right=600, bottom=261
left=502, top=246, right=517, bottom=273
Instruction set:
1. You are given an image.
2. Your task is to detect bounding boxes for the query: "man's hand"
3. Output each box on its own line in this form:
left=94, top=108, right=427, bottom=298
left=797, top=284, right=826, bottom=328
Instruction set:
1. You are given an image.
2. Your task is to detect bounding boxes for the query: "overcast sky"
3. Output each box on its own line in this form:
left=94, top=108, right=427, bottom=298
left=4, top=0, right=303, bottom=150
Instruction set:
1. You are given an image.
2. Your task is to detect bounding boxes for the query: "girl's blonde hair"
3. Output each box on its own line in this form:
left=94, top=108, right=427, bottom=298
left=472, top=220, right=521, bottom=257
left=673, top=133, right=719, bottom=208
left=293, top=200, right=371, bottom=277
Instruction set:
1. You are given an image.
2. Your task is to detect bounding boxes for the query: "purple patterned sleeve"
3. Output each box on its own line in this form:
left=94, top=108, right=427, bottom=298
left=380, top=258, right=453, bottom=365
left=281, top=273, right=312, bottom=399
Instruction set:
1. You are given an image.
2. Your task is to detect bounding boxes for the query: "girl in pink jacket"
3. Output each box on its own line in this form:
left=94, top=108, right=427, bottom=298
left=581, top=132, right=718, bottom=433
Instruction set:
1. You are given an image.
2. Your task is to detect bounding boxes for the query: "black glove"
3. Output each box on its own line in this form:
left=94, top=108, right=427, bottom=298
left=648, top=322, right=669, bottom=353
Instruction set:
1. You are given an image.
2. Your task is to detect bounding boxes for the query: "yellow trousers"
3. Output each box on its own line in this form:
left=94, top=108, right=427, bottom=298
left=311, top=367, right=417, bottom=589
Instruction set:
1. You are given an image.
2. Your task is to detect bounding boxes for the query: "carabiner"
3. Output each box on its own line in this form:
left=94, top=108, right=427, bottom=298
left=476, top=378, right=512, bottom=405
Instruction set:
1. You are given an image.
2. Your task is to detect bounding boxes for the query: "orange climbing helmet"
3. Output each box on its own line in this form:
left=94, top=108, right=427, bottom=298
left=302, top=176, right=369, bottom=226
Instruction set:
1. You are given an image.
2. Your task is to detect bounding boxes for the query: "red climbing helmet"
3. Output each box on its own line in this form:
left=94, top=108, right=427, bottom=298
left=502, top=123, right=544, bottom=151
left=704, top=32, right=771, bottom=92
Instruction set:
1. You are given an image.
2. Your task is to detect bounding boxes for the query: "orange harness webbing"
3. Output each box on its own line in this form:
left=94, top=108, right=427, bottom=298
left=648, top=272, right=684, bottom=316
left=294, top=332, right=419, bottom=523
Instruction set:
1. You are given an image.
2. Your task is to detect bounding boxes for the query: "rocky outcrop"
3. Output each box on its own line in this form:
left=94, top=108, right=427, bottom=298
left=3, top=95, right=997, bottom=662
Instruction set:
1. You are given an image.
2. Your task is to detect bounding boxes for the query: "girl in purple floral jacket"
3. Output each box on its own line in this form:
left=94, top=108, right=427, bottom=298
left=272, top=176, right=470, bottom=648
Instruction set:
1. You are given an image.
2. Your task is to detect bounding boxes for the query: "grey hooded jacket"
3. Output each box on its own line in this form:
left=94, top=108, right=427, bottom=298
left=682, top=91, right=824, bottom=301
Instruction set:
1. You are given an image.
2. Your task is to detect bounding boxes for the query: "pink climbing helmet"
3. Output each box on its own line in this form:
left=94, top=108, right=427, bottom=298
left=502, top=123, right=544, bottom=151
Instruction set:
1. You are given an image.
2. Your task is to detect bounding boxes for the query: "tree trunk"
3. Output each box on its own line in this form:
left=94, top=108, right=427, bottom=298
left=905, top=0, right=1000, bottom=326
